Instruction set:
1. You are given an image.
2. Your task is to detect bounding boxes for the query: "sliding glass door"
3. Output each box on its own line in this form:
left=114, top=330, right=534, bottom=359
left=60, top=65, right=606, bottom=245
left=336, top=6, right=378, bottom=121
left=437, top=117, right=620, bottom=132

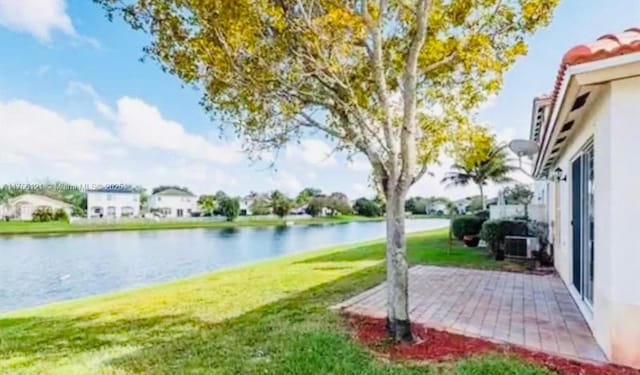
left=571, top=143, right=594, bottom=306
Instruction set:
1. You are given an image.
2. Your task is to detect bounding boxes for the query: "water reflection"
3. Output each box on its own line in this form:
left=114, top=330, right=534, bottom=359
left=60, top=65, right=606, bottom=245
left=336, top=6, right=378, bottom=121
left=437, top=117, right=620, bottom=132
left=0, top=219, right=447, bottom=312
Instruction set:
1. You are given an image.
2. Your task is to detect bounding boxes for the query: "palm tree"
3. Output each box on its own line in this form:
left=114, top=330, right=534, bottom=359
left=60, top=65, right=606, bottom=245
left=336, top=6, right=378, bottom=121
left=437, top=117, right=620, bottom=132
left=442, top=144, right=516, bottom=210
left=198, top=195, right=216, bottom=216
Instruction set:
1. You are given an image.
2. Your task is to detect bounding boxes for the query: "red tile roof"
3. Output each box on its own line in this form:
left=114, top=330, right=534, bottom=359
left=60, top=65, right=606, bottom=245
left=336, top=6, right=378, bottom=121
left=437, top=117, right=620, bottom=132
left=551, top=27, right=640, bottom=109
left=537, top=28, right=640, bottom=174
left=562, top=28, right=640, bottom=66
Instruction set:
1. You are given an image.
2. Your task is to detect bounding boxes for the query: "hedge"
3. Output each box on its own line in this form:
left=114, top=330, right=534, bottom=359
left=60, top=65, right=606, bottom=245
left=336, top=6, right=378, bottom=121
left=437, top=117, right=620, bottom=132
left=451, top=216, right=486, bottom=240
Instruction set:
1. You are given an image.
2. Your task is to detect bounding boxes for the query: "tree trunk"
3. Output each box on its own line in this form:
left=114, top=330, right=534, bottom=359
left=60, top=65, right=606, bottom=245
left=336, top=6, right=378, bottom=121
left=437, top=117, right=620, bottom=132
left=479, top=185, right=485, bottom=210
left=385, top=189, right=412, bottom=342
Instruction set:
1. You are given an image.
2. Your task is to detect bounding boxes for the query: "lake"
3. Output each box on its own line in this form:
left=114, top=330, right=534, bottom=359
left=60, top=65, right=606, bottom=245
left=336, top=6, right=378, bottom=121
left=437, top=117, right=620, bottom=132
left=0, top=218, right=448, bottom=312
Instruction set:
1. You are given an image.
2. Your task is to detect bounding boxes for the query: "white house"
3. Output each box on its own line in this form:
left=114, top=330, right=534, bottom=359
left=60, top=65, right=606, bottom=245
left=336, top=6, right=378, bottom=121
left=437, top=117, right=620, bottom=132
left=148, top=188, right=197, bottom=218
left=87, top=187, right=140, bottom=219
left=530, top=28, right=640, bottom=368
left=0, top=194, right=72, bottom=221
left=452, top=198, right=471, bottom=214
left=425, top=201, right=447, bottom=215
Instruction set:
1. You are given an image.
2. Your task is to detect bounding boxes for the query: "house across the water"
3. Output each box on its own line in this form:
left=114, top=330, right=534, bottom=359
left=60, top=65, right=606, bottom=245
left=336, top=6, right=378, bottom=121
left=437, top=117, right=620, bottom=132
left=87, top=187, right=140, bottom=219
left=0, top=194, right=72, bottom=221
left=148, top=188, right=198, bottom=218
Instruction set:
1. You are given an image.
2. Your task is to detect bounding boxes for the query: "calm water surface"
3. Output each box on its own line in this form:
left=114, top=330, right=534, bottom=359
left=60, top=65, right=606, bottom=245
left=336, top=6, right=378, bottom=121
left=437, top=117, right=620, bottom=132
left=0, top=219, right=447, bottom=312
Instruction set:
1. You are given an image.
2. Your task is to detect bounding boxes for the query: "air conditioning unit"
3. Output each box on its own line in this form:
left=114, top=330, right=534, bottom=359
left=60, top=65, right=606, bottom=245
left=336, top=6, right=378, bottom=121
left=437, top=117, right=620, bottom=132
left=504, top=236, right=540, bottom=258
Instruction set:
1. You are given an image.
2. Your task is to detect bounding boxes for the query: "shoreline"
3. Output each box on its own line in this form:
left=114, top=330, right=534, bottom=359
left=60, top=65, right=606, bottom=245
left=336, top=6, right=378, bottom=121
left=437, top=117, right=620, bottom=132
left=0, top=227, right=448, bottom=316
left=0, top=214, right=446, bottom=236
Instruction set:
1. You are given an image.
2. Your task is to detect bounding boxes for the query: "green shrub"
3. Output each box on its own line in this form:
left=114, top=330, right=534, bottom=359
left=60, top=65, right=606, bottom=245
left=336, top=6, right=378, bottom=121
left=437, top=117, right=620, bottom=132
left=53, top=208, right=69, bottom=222
left=474, top=210, right=490, bottom=220
left=480, top=219, right=529, bottom=253
left=353, top=198, right=383, bottom=217
left=218, top=197, right=240, bottom=221
left=451, top=216, right=485, bottom=240
left=480, top=220, right=502, bottom=253
left=32, top=207, right=54, bottom=222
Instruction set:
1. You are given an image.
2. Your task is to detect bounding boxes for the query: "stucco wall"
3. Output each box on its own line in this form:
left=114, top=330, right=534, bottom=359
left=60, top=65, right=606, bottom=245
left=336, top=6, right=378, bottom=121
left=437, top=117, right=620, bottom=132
left=606, top=76, right=640, bottom=367
left=148, top=195, right=198, bottom=217
left=549, top=77, right=640, bottom=368
left=87, top=192, right=140, bottom=218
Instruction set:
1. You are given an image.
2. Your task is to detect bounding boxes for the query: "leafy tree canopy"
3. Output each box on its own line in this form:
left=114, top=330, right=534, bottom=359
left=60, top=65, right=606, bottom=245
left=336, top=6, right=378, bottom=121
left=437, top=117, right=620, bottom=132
left=305, top=197, right=325, bottom=217
left=443, top=131, right=516, bottom=209
left=198, top=195, right=217, bottom=215
left=296, top=188, right=322, bottom=204
left=503, top=183, right=534, bottom=205
left=95, top=0, right=558, bottom=341
left=353, top=197, right=383, bottom=217
left=270, top=190, right=294, bottom=218
left=218, top=196, right=240, bottom=221
left=96, top=0, right=557, bottom=186
left=250, top=199, right=272, bottom=216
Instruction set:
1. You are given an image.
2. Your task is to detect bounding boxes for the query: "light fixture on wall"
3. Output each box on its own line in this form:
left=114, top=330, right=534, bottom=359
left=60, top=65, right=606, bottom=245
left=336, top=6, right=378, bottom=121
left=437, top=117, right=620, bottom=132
left=552, top=167, right=567, bottom=182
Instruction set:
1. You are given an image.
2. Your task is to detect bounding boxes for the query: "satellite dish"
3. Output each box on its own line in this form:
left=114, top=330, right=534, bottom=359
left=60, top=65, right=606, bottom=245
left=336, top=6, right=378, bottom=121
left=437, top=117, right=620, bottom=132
left=509, top=139, right=539, bottom=157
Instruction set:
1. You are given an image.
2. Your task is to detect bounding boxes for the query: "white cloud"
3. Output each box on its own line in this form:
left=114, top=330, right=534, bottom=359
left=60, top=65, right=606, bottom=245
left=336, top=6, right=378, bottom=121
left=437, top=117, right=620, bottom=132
left=0, top=96, right=252, bottom=194
left=478, top=94, right=498, bottom=111
left=0, top=151, right=25, bottom=164
left=0, top=99, right=116, bottom=164
left=287, top=139, right=336, bottom=166
left=113, top=97, right=242, bottom=164
left=66, top=81, right=99, bottom=99
left=347, top=155, right=371, bottom=173
left=349, top=183, right=372, bottom=198
left=268, top=171, right=302, bottom=195
left=95, top=100, right=116, bottom=120
left=0, top=0, right=74, bottom=42
left=66, top=80, right=118, bottom=122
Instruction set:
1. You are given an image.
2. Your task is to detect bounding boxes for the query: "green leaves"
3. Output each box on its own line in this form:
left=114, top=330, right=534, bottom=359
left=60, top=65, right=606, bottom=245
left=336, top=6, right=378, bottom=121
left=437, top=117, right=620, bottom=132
left=94, top=0, right=558, bottom=183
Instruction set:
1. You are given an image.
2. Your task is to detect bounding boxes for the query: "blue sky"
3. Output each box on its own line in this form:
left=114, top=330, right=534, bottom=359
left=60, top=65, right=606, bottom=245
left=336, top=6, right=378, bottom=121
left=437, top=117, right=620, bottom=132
left=0, top=0, right=638, bottom=199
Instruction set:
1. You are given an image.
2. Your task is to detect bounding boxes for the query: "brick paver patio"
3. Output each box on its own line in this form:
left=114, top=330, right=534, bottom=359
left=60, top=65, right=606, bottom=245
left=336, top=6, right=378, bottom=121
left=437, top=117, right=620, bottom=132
left=336, top=265, right=606, bottom=363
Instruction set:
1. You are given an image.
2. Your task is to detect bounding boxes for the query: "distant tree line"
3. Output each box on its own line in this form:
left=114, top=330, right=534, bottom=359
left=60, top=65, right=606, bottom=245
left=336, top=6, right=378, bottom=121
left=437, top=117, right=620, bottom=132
left=1, top=181, right=533, bottom=222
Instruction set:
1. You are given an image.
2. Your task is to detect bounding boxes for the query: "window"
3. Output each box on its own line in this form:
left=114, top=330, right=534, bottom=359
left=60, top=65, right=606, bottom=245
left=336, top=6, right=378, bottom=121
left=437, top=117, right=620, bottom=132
left=121, top=206, right=134, bottom=217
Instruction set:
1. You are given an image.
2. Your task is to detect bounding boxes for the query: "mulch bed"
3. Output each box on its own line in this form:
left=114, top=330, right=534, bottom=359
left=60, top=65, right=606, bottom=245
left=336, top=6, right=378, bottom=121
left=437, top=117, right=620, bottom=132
left=346, top=313, right=640, bottom=375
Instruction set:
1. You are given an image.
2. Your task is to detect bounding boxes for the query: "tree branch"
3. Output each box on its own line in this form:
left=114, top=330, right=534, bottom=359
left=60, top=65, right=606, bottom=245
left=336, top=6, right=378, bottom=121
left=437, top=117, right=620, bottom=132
left=400, top=0, right=431, bottom=190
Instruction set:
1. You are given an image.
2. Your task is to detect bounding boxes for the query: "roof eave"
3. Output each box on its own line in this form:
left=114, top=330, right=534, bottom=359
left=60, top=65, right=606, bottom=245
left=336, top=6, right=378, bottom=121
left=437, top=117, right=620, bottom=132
left=534, top=52, right=640, bottom=177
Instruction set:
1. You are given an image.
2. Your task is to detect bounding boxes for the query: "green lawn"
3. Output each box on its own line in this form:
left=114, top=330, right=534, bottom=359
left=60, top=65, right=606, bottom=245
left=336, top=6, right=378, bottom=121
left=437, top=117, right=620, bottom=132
left=0, top=215, right=382, bottom=235
left=0, top=229, right=551, bottom=375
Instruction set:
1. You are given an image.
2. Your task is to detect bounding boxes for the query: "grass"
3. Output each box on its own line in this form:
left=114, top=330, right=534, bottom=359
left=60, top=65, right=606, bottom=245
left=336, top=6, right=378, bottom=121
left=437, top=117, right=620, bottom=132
left=0, top=215, right=383, bottom=236
left=0, top=228, right=551, bottom=375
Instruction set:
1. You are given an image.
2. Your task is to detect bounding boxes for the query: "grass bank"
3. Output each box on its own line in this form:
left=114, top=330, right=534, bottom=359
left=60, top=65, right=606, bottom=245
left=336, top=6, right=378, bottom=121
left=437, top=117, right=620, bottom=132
left=0, top=228, right=550, bottom=374
left=0, top=215, right=386, bottom=236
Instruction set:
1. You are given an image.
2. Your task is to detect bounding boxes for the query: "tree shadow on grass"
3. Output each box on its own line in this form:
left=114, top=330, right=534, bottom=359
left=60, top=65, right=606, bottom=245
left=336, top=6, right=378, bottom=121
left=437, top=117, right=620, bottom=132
left=293, top=234, right=497, bottom=271
left=0, top=265, right=391, bottom=374
left=295, top=242, right=386, bottom=265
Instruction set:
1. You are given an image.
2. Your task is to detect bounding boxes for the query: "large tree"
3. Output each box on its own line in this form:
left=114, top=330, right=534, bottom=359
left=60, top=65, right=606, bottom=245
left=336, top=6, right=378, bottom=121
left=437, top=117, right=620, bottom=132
left=96, top=0, right=557, bottom=341
left=270, top=190, right=294, bottom=219
left=296, top=187, right=322, bottom=205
